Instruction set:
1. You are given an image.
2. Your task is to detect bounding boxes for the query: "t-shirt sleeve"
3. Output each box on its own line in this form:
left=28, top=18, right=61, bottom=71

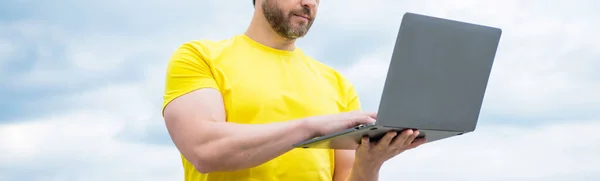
left=162, top=42, right=219, bottom=115
left=345, top=84, right=362, bottom=112
left=336, top=73, right=361, bottom=112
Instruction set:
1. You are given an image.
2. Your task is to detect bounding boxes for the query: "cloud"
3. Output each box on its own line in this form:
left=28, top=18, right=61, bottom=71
left=0, top=38, right=15, bottom=68
left=380, top=120, right=600, bottom=181
left=1, top=0, right=599, bottom=180
left=0, top=110, right=183, bottom=181
left=335, top=0, right=600, bottom=119
left=2, top=112, right=598, bottom=181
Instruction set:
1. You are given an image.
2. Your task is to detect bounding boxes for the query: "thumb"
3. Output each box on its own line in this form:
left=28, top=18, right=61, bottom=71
left=359, top=136, right=370, bottom=149
left=351, top=115, right=376, bottom=126
left=358, top=115, right=376, bottom=125
left=365, top=112, right=377, bottom=119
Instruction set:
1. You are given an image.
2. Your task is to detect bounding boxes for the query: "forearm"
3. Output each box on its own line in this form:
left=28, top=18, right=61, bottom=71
left=193, top=119, right=316, bottom=173
left=344, top=162, right=381, bottom=181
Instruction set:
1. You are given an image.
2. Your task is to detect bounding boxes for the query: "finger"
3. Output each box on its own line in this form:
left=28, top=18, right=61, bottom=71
left=403, top=130, right=419, bottom=146
left=355, top=114, right=376, bottom=125
left=365, top=112, right=378, bottom=119
left=397, top=129, right=413, bottom=144
left=406, top=138, right=427, bottom=149
left=367, top=116, right=376, bottom=124
left=359, top=136, right=371, bottom=149
left=375, top=132, right=397, bottom=149
left=390, top=129, right=412, bottom=148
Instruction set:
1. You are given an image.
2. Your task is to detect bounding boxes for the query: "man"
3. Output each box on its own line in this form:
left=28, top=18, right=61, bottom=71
left=161, top=0, right=427, bottom=180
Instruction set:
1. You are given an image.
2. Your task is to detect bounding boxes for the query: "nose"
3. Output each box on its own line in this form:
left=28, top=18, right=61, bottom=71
left=300, top=0, right=318, bottom=9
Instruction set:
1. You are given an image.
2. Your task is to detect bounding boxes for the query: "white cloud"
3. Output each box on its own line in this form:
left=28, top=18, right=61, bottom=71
left=380, top=120, right=600, bottom=181
left=0, top=38, right=15, bottom=62
left=0, top=111, right=123, bottom=161
left=0, top=110, right=183, bottom=181
left=340, top=49, right=391, bottom=111
left=334, top=0, right=600, bottom=116
left=2, top=113, right=597, bottom=181
left=3, top=1, right=250, bottom=89
left=2, top=0, right=600, bottom=180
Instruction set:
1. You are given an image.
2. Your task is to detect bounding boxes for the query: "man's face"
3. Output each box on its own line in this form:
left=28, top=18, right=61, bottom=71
left=262, top=0, right=319, bottom=40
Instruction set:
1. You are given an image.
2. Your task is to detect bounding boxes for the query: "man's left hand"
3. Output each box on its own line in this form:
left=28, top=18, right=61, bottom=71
left=354, top=129, right=427, bottom=171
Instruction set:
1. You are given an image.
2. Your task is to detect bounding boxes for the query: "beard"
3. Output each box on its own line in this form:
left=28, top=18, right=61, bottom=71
left=261, top=0, right=315, bottom=40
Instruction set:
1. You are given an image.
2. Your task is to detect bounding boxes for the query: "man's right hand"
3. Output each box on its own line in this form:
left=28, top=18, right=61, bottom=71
left=305, top=111, right=377, bottom=137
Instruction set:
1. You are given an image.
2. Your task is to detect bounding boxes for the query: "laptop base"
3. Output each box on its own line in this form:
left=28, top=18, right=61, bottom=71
left=293, top=124, right=465, bottom=150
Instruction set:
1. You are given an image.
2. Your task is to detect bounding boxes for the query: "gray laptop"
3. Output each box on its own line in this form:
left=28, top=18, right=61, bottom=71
left=293, top=12, right=502, bottom=150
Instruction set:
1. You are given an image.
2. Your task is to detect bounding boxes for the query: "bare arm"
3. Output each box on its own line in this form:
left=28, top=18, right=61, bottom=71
left=163, top=88, right=319, bottom=173
left=334, top=150, right=380, bottom=181
left=332, top=80, right=380, bottom=181
left=337, top=131, right=427, bottom=181
left=333, top=150, right=355, bottom=181
left=343, top=163, right=380, bottom=181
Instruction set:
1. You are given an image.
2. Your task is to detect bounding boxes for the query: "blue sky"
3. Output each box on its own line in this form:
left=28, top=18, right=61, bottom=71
left=1, top=0, right=599, bottom=180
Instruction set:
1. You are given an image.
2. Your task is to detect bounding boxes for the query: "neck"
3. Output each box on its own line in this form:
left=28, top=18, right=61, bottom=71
left=244, top=12, right=297, bottom=51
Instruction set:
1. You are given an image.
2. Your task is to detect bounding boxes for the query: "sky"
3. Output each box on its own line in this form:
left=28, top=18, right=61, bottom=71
left=1, top=0, right=599, bottom=180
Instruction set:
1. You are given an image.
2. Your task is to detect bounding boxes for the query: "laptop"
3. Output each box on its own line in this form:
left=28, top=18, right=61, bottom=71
left=293, top=12, right=503, bottom=150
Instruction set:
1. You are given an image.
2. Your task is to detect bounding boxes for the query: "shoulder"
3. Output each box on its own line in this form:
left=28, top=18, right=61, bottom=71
left=304, top=55, right=354, bottom=86
left=301, top=54, right=363, bottom=111
left=301, top=55, right=361, bottom=111
left=170, top=36, right=238, bottom=62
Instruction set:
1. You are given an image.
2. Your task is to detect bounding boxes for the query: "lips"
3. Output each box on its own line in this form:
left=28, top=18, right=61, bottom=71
left=293, top=13, right=310, bottom=20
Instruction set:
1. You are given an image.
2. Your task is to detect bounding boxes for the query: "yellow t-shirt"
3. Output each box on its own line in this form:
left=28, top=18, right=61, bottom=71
left=162, top=34, right=361, bottom=181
